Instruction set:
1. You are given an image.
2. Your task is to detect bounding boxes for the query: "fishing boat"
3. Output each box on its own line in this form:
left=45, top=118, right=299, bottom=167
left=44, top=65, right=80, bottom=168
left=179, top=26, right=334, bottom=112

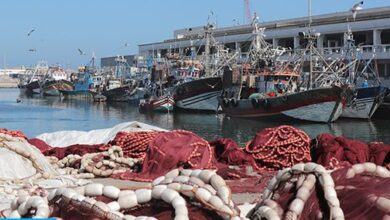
left=42, top=67, right=73, bottom=96
left=102, top=81, right=137, bottom=102
left=337, top=30, right=387, bottom=119
left=42, top=79, right=73, bottom=96
left=172, top=23, right=237, bottom=112
left=173, top=76, right=222, bottom=111
left=139, top=60, right=175, bottom=113
left=139, top=95, right=175, bottom=113
left=24, top=80, right=42, bottom=94
left=101, top=56, right=138, bottom=102
left=220, top=86, right=346, bottom=122
left=59, top=68, right=95, bottom=100
left=128, top=87, right=148, bottom=104
left=341, top=86, right=387, bottom=119
left=219, top=15, right=351, bottom=123
left=18, top=61, right=49, bottom=94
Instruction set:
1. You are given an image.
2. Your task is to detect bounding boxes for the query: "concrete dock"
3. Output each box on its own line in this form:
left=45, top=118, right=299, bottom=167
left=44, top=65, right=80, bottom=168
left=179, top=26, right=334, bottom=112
left=0, top=75, right=18, bottom=88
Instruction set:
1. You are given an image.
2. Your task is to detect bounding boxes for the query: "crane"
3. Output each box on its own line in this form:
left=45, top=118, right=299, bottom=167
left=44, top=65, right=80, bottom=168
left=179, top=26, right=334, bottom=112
left=244, top=0, right=251, bottom=24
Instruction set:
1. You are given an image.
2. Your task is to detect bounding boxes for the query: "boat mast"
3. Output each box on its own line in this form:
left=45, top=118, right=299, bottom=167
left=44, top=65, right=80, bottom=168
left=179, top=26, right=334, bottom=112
left=308, top=0, right=313, bottom=89
left=205, top=24, right=211, bottom=77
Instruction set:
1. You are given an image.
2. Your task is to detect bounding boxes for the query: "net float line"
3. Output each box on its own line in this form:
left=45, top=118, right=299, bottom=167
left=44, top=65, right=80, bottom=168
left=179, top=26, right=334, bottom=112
left=44, top=145, right=141, bottom=179
left=248, top=162, right=390, bottom=220
left=80, top=145, right=141, bottom=178
left=245, top=126, right=311, bottom=171
left=0, top=129, right=27, bottom=140
left=5, top=169, right=249, bottom=220
left=0, top=132, right=52, bottom=180
left=152, top=168, right=243, bottom=219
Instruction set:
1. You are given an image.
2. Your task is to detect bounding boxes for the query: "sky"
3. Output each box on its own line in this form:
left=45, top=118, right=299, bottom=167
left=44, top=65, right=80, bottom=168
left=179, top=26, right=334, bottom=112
left=0, top=0, right=389, bottom=68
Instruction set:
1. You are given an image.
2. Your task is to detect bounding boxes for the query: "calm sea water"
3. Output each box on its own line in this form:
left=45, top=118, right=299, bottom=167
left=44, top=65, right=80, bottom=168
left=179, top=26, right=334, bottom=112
left=1, top=88, right=389, bottom=144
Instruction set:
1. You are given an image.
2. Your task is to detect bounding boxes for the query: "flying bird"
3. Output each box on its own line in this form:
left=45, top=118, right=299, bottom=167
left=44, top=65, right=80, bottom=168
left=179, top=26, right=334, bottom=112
left=28, top=48, right=37, bottom=52
left=27, top=29, right=35, bottom=36
left=124, top=43, right=129, bottom=47
left=77, top=48, right=86, bottom=55
left=205, top=81, right=220, bottom=89
left=351, top=1, right=363, bottom=21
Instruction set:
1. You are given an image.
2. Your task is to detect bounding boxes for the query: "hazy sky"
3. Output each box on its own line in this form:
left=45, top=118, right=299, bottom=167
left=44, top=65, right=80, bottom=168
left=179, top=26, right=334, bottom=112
left=0, top=0, right=388, bottom=68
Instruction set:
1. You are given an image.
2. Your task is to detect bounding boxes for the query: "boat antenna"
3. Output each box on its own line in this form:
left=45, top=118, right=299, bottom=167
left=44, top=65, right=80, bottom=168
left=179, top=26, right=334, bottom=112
left=308, top=0, right=312, bottom=29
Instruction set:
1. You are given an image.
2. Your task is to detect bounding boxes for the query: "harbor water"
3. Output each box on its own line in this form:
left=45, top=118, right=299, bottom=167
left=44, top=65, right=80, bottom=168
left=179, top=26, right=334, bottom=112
left=1, top=88, right=390, bottom=144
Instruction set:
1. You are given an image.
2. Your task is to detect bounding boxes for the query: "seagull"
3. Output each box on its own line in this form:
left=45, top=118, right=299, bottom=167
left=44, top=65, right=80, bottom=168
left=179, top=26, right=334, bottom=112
left=28, top=48, right=37, bottom=52
left=205, top=81, right=220, bottom=89
left=351, top=1, right=363, bottom=21
left=77, top=48, right=86, bottom=55
left=124, top=43, right=129, bottom=47
left=27, top=29, right=35, bottom=36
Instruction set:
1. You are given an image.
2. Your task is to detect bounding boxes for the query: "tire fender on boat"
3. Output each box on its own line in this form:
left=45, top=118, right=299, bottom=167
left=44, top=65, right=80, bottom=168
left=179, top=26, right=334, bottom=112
left=251, top=98, right=260, bottom=108
left=282, top=95, right=288, bottom=102
left=222, top=98, right=230, bottom=108
left=176, top=87, right=185, bottom=96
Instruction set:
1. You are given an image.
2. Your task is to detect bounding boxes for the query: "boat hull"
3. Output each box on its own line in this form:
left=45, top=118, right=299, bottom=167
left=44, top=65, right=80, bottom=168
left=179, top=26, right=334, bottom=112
left=173, top=77, right=222, bottom=111
left=42, top=80, right=73, bottom=96
left=220, top=86, right=346, bottom=123
left=23, top=81, right=41, bottom=94
left=341, top=86, right=386, bottom=119
left=102, top=84, right=137, bottom=102
left=282, top=101, right=343, bottom=122
left=176, top=90, right=221, bottom=111
left=128, top=88, right=147, bottom=105
left=139, top=96, right=175, bottom=113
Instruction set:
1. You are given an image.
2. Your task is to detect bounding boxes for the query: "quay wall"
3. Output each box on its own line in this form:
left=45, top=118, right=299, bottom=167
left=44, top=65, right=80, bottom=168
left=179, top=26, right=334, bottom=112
left=0, top=75, right=18, bottom=88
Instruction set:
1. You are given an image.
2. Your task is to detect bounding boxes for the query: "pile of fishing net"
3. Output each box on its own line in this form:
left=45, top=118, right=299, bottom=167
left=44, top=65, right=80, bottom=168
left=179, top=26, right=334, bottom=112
left=111, top=130, right=254, bottom=182
left=245, top=125, right=312, bottom=171
left=1, top=124, right=390, bottom=219
left=6, top=123, right=390, bottom=184
left=312, top=133, right=390, bottom=168
left=110, top=131, right=161, bottom=159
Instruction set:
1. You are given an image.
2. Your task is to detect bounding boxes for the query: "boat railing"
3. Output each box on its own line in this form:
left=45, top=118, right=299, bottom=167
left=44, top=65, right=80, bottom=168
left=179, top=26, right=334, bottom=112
left=376, top=44, right=390, bottom=53
left=282, top=44, right=390, bottom=55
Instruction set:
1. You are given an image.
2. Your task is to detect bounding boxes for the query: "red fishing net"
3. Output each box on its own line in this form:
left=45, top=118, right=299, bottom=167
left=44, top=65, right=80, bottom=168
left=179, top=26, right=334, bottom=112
left=109, top=130, right=272, bottom=194
left=312, top=133, right=390, bottom=167
left=0, top=128, right=27, bottom=139
left=110, top=131, right=161, bottom=159
left=112, top=130, right=215, bottom=181
left=245, top=125, right=311, bottom=171
left=209, top=138, right=254, bottom=166
left=29, top=137, right=109, bottom=159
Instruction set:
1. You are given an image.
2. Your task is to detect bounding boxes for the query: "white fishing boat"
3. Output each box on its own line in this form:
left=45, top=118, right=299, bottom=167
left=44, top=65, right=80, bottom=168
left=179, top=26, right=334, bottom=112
left=338, top=13, right=386, bottom=119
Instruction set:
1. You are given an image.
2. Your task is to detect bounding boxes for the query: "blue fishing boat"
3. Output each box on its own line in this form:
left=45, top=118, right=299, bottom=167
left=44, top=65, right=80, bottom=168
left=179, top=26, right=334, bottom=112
left=59, top=70, right=95, bottom=99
